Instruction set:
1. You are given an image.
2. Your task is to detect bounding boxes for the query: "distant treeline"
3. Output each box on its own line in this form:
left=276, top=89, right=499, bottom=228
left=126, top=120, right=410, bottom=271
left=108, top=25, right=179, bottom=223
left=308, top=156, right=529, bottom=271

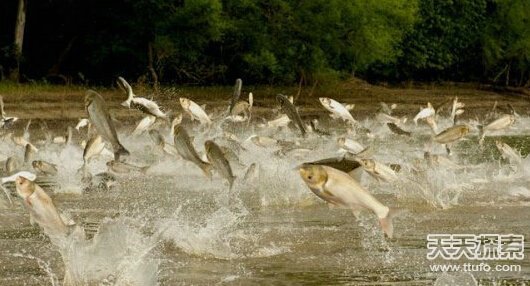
left=0, top=0, right=529, bottom=86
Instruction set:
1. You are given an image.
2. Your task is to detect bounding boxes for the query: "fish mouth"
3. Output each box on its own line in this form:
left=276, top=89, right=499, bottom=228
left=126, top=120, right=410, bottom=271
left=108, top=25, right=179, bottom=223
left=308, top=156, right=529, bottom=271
left=319, top=97, right=329, bottom=105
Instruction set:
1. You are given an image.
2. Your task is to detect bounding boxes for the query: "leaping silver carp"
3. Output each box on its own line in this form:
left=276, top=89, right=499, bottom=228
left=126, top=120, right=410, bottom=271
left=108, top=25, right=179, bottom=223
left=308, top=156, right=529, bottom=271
left=85, top=90, right=129, bottom=160
left=205, top=140, right=235, bottom=189
left=299, top=164, right=398, bottom=238
left=117, top=77, right=170, bottom=120
left=277, top=94, right=306, bottom=136
left=173, top=125, right=212, bottom=177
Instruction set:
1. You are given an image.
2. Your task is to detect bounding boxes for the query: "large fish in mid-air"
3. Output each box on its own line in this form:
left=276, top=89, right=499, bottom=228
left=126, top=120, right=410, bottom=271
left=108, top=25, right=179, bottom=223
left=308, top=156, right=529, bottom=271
left=276, top=94, right=306, bottom=136
left=85, top=90, right=129, bottom=160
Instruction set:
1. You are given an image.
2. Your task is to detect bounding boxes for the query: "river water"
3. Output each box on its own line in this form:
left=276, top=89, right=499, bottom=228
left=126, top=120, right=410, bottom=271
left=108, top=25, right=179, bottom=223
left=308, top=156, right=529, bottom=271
left=0, top=95, right=529, bottom=285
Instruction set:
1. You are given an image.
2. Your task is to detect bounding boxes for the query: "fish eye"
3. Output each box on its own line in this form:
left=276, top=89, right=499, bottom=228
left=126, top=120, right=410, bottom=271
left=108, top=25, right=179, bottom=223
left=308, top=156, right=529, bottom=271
left=307, top=176, right=312, bottom=180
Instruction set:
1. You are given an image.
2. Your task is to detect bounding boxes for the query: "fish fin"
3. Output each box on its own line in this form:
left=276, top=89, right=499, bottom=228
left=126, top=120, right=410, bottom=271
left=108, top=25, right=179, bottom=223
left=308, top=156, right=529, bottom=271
left=379, top=208, right=401, bottom=239
left=114, top=145, right=130, bottom=161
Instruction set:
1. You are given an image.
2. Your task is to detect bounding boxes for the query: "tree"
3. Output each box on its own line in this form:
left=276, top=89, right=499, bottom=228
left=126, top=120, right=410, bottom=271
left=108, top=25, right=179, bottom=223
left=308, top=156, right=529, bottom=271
left=9, top=0, right=26, bottom=82
left=483, top=0, right=530, bottom=86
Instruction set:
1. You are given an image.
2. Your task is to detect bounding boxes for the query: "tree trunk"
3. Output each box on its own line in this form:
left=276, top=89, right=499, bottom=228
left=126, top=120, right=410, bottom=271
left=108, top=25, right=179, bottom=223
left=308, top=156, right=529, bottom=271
left=9, top=0, right=27, bottom=82
left=147, top=42, right=159, bottom=93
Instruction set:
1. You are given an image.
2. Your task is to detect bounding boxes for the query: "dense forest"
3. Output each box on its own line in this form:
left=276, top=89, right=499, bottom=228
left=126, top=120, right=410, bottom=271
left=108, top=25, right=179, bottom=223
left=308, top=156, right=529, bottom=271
left=0, top=0, right=529, bottom=86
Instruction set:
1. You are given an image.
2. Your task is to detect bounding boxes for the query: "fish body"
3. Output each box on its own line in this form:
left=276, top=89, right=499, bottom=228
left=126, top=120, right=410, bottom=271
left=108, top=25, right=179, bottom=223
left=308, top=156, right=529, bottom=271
left=106, top=160, right=149, bottom=174
left=387, top=123, right=411, bottom=136
left=357, top=159, right=398, bottom=182
left=299, top=164, right=396, bottom=238
left=205, top=140, right=235, bottom=189
left=173, top=125, right=211, bottom=177
left=337, top=138, right=364, bottom=154
left=319, top=97, right=356, bottom=123
left=131, top=115, right=156, bottom=136
left=277, top=94, right=306, bottom=136
left=83, top=135, right=106, bottom=164
left=229, top=78, right=243, bottom=114
left=24, top=144, right=35, bottom=164
left=179, top=98, right=211, bottom=125
left=32, top=160, right=58, bottom=176
left=495, top=140, right=521, bottom=164
left=267, top=114, right=291, bottom=128
left=413, top=103, right=435, bottom=125
left=14, top=175, right=67, bottom=237
left=483, top=115, right=515, bottom=133
left=433, top=125, right=469, bottom=144
left=85, top=90, right=129, bottom=160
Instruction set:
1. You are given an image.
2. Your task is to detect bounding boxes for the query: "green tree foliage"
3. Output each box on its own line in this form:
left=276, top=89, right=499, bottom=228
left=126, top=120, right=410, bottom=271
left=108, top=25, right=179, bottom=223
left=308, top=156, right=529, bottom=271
left=0, top=0, right=528, bottom=86
left=397, top=0, right=489, bottom=80
left=483, top=0, right=530, bottom=85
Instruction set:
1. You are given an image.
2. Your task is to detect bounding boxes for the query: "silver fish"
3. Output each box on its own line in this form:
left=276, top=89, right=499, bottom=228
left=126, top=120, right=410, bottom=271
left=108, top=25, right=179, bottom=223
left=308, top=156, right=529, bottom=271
left=205, top=140, right=235, bottom=189
left=24, top=143, right=35, bottom=164
left=173, top=125, right=211, bottom=177
left=433, top=125, right=469, bottom=144
left=107, top=160, right=149, bottom=174
left=229, top=78, right=243, bottom=114
left=299, top=164, right=398, bottom=238
left=83, top=135, right=106, bottom=164
left=118, top=77, right=169, bottom=120
left=85, top=90, right=129, bottom=160
left=32, top=160, right=58, bottom=176
left=387, top=123, right=411, bottom=136
left=276, top=94, right=306, bottom=136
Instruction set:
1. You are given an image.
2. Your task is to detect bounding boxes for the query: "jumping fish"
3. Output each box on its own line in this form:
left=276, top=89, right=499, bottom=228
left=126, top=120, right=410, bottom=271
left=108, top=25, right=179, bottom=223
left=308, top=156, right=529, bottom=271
left=299, top=164, right=398, bottom=238
left=306, top=157, right=362, bottom=181
left=229, top=78, right=242, bottom=114
left=173, top=125, right=211, bottom=177
left=179, top=97, right=212, bottom=125
left=205, top=140, right=235, bottom=189
left=495, top=140, right=522, bottom=165
left=319, top=97, right=356, bottom=124
left=83, top=135, right=106, bottom=164
left=433, top=125, right=469, bottom=144
left=85, top=90, right=129, bottom=160
left=32, top=160, right=58, bottom=176
left=337, top=138, right=364, bottom=154
left=266, top=114, right=291, bottom=128
left=107, top=160, right=150, bottom=174
left=479, top=114, right=515, bottom=142
left=148, top=129, right=179, bottom=157
left=0, top=95, right=18, bottom=128
left=8, top=172, right=68, bottom=238
left=356, top=158, right=399, bottom=182
left=277, top=94, right=306, bottom=136
left=118, top=77, right=169, bottom=120
left=131, top=115, right=156, bottom=136
left=387, top=123, right=411, bottom=136
left=413, top=103, right=435, bottom=125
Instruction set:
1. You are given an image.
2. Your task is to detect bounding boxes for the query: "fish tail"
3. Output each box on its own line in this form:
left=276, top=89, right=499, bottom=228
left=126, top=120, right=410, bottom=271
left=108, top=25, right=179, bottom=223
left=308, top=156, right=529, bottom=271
left=114, top=145, right=130, bottom=161
left=200, top=162, right=213, bottom=178
left=379, top=208, right=401, bottom=239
